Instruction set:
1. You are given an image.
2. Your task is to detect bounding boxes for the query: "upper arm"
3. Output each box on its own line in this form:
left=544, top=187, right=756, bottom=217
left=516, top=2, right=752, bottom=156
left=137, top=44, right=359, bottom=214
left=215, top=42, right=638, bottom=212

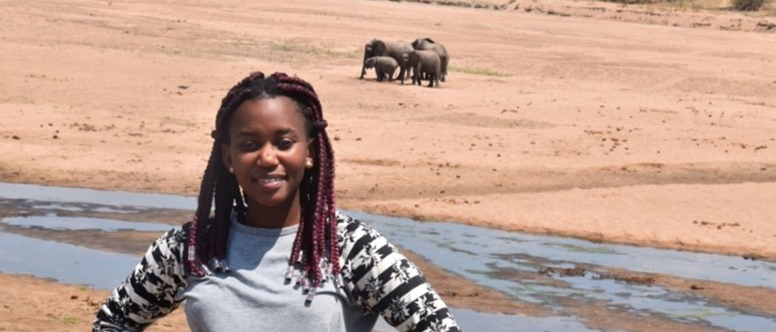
left=337, top=214, right=459, bottom=332
left=93, top=225, right=190, bottom=332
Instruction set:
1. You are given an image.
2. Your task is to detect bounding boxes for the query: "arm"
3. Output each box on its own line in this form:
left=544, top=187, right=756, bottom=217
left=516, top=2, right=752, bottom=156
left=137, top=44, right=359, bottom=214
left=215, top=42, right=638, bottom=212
left=92, top=224, right=190, bottom=332
left=337, top=213, right=460, bottom=332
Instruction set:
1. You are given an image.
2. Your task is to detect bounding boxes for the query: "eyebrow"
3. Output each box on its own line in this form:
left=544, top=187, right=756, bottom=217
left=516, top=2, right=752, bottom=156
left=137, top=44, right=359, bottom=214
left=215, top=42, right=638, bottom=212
left=236, top=128, right=296, bottom=137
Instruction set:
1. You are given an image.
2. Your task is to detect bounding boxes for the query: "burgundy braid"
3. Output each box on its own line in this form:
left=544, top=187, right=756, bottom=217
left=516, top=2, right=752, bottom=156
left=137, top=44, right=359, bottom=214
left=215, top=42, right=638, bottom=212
left=187, top=72, right=339, bottom=292
left=188, top=72, right=266, bottom=276
left=275, top=73, right=338, bottom=289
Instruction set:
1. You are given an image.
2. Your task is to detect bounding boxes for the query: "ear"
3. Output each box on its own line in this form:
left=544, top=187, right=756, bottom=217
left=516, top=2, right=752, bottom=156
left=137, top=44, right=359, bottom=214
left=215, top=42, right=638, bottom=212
left=306, top=138, right=317, bottom=169
left=221, top=142, right=233, bottom=174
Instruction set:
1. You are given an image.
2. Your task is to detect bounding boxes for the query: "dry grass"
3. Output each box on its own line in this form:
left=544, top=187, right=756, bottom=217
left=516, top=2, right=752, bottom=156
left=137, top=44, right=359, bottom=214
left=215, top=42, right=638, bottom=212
left=393, top=0, right=776, bottom=14
left=600, top=0, right=775, bottom=13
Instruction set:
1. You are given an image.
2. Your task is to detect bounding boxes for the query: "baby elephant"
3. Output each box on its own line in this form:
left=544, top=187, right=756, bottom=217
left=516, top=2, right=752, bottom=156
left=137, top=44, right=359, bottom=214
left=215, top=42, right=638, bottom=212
left=403, top=50, right=441, bottom=88
left=364, top=56, right=399, bottom=82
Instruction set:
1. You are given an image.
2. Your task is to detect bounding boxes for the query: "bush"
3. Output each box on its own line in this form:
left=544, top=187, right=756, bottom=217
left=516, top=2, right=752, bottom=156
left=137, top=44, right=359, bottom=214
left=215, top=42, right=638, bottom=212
left=732, top=0, right=768, bottom=11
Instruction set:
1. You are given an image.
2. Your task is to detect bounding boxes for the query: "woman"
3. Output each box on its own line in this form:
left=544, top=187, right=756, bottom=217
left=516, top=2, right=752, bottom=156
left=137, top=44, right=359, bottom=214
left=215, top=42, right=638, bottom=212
left=93, top=71, right=460, bottom=331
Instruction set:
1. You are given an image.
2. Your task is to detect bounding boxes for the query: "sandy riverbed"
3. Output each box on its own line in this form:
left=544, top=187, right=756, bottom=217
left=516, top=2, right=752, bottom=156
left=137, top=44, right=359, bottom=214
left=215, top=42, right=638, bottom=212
left=1, top=0, right=775, bottom=330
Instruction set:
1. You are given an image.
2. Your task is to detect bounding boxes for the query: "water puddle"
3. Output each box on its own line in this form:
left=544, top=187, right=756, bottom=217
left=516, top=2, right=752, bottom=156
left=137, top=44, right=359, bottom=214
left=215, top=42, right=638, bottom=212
left=352, top=211, right=776, bottom=331
left=373, top=308, right=592, bottom=332
left=0, top=182, right=195, bottom=210
left=1, top=183, right=774, bottom=331
left=0, top=232, right=139, bottom=289
left=3, top=214, right=174, bottom=232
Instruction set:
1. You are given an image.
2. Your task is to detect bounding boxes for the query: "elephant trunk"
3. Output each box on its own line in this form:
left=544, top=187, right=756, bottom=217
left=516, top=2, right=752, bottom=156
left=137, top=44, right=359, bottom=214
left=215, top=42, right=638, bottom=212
left=360, top=45, right=372, bottom=79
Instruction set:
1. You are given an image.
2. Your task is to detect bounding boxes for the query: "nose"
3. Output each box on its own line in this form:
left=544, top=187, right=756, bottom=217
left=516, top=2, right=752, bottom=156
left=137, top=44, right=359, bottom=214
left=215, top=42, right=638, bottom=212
left=256, top=143, right=279, bottom=167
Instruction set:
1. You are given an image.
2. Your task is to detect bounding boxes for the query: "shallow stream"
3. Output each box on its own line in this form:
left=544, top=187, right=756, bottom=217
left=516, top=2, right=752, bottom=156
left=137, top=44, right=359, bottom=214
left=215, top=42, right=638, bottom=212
left=1, top=182, right=774, bottom=331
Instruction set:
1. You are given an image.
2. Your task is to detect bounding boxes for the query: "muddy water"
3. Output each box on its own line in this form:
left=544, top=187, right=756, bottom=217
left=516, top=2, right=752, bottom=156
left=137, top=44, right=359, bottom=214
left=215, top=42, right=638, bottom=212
left=1, top=183, right=775, bottom=331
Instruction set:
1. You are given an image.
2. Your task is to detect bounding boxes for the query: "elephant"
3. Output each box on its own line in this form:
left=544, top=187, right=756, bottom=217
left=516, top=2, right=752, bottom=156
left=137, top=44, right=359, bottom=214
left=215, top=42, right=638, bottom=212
left=411, top=38, right=449, bottom=82
left=360, top=39, right=413, bottom=80
left=364, top=56, right=399, bottom=82
left=403, top=50, right=441, bottom=88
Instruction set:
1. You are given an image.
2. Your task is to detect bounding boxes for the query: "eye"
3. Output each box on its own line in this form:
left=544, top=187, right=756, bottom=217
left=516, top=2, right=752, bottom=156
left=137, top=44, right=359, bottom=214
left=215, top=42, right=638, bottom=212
left=238, top=140, right=260, bottom=151
left=276, top=138, right=295, bottom=150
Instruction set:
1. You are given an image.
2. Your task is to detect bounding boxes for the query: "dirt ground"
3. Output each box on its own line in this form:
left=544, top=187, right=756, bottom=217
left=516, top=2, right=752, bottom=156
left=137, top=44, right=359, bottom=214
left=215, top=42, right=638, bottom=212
left=1, top=0, right=775, bottom=330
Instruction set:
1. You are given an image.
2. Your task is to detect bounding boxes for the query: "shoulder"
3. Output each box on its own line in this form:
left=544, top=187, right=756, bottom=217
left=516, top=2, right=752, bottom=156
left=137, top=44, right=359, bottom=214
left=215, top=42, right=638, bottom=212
left=334, top=211, right=403, bottom=277
left=161, top=222, right=191, bottom=246
left=135, top=222, right=191, bottom=280
left=148, top=222, right=191, bottom=261
left=335, top=211, right=384, bottom=250
left=335, top=211, right=365, bottom=234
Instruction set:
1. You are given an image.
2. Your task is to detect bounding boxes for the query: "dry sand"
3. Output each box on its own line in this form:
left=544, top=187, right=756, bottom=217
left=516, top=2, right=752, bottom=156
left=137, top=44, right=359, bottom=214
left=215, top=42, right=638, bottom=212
left=1, top=0, right=775, bottom=330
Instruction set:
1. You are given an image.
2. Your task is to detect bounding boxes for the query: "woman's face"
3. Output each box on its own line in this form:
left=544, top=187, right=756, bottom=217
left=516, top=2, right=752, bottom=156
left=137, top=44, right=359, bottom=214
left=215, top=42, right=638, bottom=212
left=221, top=96, right=311, bottom=209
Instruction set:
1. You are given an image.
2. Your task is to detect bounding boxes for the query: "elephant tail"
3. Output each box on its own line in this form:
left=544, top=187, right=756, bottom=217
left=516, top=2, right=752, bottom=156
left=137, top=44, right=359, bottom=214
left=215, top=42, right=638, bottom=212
left=443, top=56, right=449, bottom=76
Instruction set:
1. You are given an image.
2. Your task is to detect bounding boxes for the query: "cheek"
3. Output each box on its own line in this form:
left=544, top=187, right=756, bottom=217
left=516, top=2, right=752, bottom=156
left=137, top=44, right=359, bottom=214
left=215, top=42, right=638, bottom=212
left=230, top=151, right=249, bottom=165
left=289, top=146, right=310, bottom=172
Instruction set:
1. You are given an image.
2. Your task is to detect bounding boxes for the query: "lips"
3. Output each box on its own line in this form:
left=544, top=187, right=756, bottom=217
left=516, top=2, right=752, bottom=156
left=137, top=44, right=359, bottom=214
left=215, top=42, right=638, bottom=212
left=252, top=174, right=286, bottom=189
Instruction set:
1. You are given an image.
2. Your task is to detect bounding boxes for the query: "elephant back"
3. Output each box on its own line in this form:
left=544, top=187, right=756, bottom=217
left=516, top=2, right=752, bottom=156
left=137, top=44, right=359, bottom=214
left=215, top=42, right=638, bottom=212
left=413, top=50, right=440, bottom=63
left=371, top=39, right=407, bottom=55
left=413, top=38, right=447, bottom=58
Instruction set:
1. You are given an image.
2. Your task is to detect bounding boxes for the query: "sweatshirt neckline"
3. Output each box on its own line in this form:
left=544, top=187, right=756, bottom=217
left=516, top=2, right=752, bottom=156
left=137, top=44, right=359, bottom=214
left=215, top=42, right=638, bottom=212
left=230, top=215, right=299, bottom=237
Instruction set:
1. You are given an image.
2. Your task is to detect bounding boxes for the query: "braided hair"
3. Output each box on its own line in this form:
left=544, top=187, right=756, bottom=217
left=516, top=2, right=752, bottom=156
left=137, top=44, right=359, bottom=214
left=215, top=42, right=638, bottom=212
left=187, top=72, right=338, bottom=300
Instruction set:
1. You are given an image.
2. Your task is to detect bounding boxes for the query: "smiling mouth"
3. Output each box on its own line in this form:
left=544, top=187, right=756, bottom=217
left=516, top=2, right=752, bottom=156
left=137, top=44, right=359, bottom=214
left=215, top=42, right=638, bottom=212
left=252, top=174, right=286, bottom=189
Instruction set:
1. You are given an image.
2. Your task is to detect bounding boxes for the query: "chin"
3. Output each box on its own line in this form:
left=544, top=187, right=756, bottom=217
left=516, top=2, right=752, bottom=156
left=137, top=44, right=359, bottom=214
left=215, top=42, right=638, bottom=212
left=249, top=196, right=288, bottom=208
left=245, top=189, right=299, bottom=208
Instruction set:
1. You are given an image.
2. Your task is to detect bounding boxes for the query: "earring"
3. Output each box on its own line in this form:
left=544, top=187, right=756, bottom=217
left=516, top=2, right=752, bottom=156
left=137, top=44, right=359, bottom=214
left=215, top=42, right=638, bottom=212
left=305, top=157, right=314, bottom=169
left=228, top=166, right=234, bottom=173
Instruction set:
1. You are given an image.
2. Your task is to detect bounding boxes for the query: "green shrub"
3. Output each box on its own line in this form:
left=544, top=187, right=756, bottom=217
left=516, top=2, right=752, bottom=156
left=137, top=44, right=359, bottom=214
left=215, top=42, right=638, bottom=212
left=732, top=0, right=768, bottom=10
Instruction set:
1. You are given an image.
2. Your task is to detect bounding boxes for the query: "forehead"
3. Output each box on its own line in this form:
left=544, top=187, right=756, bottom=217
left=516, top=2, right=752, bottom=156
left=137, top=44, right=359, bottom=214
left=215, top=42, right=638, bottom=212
left=228, top=96, right=307, bottom=134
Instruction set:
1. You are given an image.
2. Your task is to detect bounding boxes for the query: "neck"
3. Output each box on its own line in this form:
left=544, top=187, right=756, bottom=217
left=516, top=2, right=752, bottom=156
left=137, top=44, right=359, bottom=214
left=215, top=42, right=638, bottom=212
left=244, top=193, right=302, bottom=229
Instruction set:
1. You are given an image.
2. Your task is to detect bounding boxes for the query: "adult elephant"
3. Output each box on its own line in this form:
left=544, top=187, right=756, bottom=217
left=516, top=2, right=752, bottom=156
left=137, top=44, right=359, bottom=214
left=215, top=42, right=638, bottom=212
left=360, top=39, right=413, bottom=80
left=404, top=50, right=441, bottom=88
left=411, top=38, right=449, bottom=82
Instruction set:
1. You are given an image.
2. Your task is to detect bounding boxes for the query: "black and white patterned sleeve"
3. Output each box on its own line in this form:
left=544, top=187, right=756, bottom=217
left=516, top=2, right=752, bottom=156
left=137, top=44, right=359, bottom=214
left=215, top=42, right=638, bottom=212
left=92, top=223, right=190, bottom=332
left=337, top=212, right=460, bottom=332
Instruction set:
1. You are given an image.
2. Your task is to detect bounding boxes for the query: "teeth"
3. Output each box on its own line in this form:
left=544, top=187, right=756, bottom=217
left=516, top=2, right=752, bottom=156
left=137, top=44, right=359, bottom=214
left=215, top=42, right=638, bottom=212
left=255, top=176, right=284, bottom=183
